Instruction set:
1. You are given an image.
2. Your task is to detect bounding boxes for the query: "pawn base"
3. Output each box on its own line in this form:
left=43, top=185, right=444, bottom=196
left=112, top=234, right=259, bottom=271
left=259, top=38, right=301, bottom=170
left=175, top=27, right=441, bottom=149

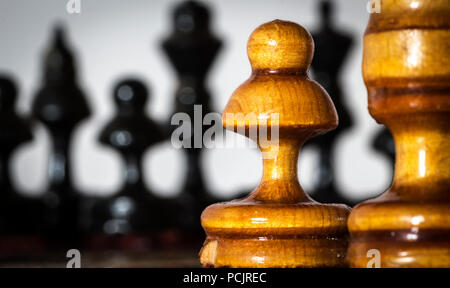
left=200, top=198, right=350, bottom=267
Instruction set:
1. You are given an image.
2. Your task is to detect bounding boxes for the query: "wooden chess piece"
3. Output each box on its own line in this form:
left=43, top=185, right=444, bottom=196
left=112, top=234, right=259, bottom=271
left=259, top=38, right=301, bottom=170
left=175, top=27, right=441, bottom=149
left=347, top=0, right=450, bottom=267
left=31, top=26, right=90, bottom=240
left=304, top=0, right=354, bottom=205
left=162, top=0, right=222, bottom=232
left=200, top=20, right=350, bottom=268
left=88, top=79, right=173, bottom=249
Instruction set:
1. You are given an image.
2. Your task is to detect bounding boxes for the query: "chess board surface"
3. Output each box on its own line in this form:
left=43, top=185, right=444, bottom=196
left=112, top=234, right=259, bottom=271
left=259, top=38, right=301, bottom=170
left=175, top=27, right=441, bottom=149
left=0, top=250, right=200, bottom=268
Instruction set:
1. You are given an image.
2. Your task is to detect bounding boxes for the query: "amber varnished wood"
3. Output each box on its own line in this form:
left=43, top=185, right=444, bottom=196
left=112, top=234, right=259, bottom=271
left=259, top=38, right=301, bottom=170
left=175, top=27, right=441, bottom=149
left=347, top=0, right=450, bottom=267
left=199, top=20, right=350, bottom=268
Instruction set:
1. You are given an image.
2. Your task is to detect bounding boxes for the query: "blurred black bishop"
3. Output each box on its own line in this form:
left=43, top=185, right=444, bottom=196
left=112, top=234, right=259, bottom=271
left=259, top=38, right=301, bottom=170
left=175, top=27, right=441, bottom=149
left=162, top=0, right=222, bottom=234
left=31, top=26, right=90, bottom=244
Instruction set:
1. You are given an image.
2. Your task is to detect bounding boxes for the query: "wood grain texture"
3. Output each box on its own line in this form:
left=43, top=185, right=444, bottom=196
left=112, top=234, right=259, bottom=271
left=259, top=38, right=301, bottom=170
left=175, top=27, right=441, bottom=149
left=199, top=20, right=350, bottom=268
left=347, top=0, right=450, bottom=267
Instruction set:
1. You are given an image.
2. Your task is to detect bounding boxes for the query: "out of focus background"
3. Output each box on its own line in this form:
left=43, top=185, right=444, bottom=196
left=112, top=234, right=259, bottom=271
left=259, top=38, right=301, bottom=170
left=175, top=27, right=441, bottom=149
left=1, top=0, right=391, bottom=199
left=0, top=0, right=393, bottom=265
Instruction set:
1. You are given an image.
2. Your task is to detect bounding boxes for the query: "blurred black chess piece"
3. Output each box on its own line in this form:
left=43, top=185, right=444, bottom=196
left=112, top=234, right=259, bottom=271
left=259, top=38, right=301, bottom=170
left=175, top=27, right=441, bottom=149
left=372, top=127, right=395, bottom=175
left=305, top=0, right=355, bottom=205
left=87, top=79, right=174, bottom=250
left=162, top=1, right=222, bottom=233
left=31, top=26, right=90, bottom=244
left=0, top=75, right=33, bottom=232
left=0, top=75, right=46, bottom=258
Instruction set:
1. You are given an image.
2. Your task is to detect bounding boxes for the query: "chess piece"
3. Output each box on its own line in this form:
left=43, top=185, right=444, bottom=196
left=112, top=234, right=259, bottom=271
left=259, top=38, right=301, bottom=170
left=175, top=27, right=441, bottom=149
left=88, top=79, right=172, bottom=249
left=0, top=75, right=40, bottom=234
left=372, top=127, right=395, bottom=169
left=347, top=0, right=450, bottom=267
left=0, top=75, right=47, bottom=259
left=200, top=20, right=350, bottom=267
left=31, top=26, right=90, bottom=240
left=372, top=127, right=395, bottom=194
left=0, top=76, right=29, bottom=200
left=305, top=0, right=354, bottom=205
left=162, top=0, right=222, bottom=232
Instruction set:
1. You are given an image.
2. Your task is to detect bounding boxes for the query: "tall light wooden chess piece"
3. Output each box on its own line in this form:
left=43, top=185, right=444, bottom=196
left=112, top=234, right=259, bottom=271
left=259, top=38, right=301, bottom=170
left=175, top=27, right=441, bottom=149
left=199, top=20, right=350, bottom=268
left=347, top=0, right=450, bottom=267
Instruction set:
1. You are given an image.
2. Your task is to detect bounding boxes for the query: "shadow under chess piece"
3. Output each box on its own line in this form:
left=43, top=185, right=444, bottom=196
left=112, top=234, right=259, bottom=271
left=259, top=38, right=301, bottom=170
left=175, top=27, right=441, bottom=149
left=88, top=79, right=174, bottom=250
left=162, top=0, right=222, bottom=233
left=200, top=20, right=350, bottom=267
left=304, top=0, right=354, bottom=205
left=31, top=26, right=90, bottom=243
left=0, top=75, right=46, bottom=258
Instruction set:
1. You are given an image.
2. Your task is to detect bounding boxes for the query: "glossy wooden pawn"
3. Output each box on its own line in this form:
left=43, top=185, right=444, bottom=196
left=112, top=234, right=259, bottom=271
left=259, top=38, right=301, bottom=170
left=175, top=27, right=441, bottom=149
left=89, top=79, right=171, bottom=244
left=200, top=20, right=350, bottom=268
left=347, top=0, right=450, bottom=267
left=31, top=26, right=90, bottom=238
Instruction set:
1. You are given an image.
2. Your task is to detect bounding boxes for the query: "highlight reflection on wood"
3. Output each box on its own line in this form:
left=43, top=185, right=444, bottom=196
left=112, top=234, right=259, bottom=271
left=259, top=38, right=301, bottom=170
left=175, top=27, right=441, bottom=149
left=199, top=20, right=350, bottom=268
left=347, top=0, right=450, bottom=267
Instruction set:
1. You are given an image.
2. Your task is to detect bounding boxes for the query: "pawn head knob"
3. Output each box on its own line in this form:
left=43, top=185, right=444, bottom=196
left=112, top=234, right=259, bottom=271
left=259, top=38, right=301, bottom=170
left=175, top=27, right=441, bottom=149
left=247, top=20, right=314, bottom=72
left=173, top=0, right=210, bottom=33
left=114, top=79, right=149, bottom=110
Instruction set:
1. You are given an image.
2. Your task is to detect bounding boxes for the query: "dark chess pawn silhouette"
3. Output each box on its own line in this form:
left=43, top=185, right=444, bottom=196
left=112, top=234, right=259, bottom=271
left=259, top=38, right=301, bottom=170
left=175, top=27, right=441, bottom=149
left=0, top=75, right=44, bottom=236
left=372, top=127, right=395, bottom=173
left=162, top=0, right=222, bottom=232
left=88, top=79, right=173, bottom=249
left=305, top=0, right=354, bottom=205
left=31, top=26, right=90, bottom=241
